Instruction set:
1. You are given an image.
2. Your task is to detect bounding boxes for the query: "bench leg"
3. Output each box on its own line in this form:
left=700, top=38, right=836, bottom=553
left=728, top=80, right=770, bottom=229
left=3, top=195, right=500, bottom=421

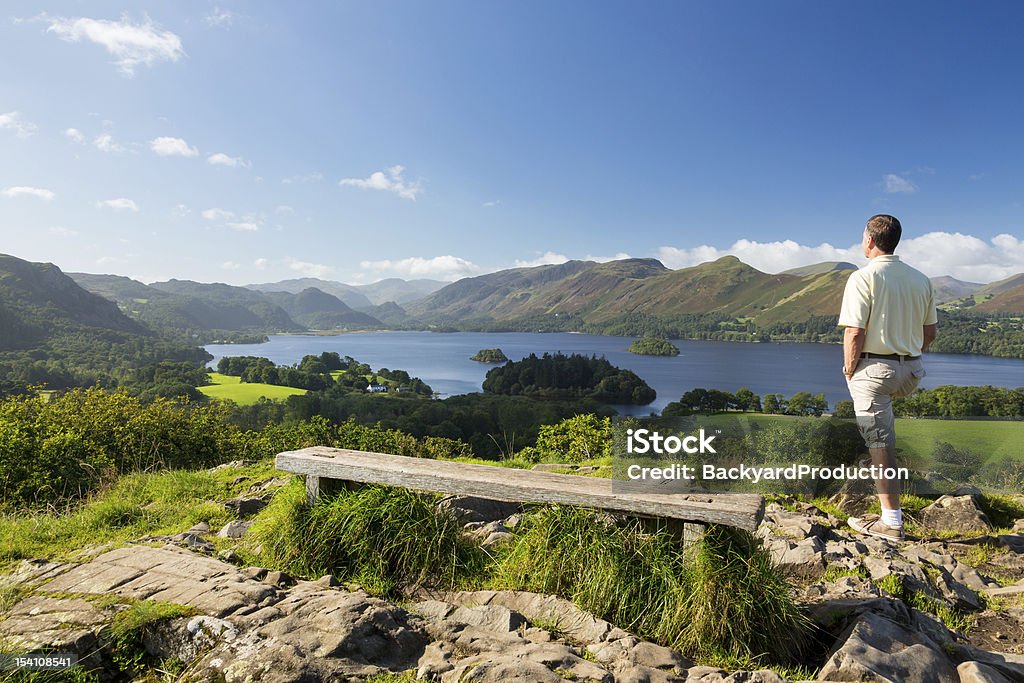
left=305, top=475, right=362, bottom=505
left=306, top=475, right=322, bottom=505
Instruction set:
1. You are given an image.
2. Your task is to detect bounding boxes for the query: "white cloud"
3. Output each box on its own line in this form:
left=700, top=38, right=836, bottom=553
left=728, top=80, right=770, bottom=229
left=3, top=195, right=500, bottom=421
left=150, top=136, right=198, bottom=157
left=201, top=207, right=235, bottom=221
left=253, top=258, right=269, bottom=269
left=203, top=7, right=233, bottom=28
left=339, top=165, right=423, bottom=201
left=654, top=232, right=1024, bottom=283
left=226, top=221, right=259, bottom=232
left=93, top=132, right=125, bottom=153
left=95, top=197, right=139, bottom=211
left=656, top=239, right=861, bottom=274
left=884, top=173, right=916, bottom=194
left=43, top=15, right=184, bottom=77
left=221, top=261, right=241, bottom=270
left=64, top=127, right=85, bottom=143
left=2, top=186, right=55, bottom=200
left=275, top=205, right=294, bottom=214
left=282, top=172, right=323, bottom=184
left=897, top=232, right=1024, bottom=282
left=287, top=258, right=334, bottom=279
left=585, top=252, right=633, bottom=263
left=483, top=200, right=502, bottom=207
left=514, top=251, right=569, bottom=268
left=207, top=152, right=250, bottom=168
left=172, top=204, right=190, bottom=216
left=360, top=255, right=480, bottom=281
left=48, top=226, right=78, bottom=237
left=0, top=112, right=38, bottom=138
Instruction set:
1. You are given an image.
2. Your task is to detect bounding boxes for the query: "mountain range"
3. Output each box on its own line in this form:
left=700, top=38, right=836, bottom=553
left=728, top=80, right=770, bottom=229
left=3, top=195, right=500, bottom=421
left=3, top=252, right=1023, bottom=368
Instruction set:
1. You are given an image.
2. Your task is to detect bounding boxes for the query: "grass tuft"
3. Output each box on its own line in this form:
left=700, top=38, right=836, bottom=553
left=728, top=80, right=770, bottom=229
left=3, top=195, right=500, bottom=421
left=489, top=507, right=811, bottom=668
left=253, top=480, right=483, bottom=595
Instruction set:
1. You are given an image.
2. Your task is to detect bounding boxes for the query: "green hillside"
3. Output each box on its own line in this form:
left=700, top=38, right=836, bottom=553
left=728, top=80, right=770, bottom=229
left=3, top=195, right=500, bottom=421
left=0, top=254, right=209, bottom=391
left=262, top=287, right=383, bottom=329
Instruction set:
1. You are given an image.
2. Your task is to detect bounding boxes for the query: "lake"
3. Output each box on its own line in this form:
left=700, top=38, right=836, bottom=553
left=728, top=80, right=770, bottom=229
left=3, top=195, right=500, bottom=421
left=205, top=332, right=1024, bottom=414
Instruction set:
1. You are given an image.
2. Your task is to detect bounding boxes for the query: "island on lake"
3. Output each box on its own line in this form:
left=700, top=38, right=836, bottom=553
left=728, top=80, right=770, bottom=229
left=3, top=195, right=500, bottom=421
left=628, top=337, right=680, bottom=356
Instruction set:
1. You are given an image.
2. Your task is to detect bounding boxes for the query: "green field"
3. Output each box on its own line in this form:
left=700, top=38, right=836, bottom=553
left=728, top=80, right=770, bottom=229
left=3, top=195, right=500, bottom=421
left=697, top=413, right=1023, bottom=467
left=198, top=373, right=308, bottom=405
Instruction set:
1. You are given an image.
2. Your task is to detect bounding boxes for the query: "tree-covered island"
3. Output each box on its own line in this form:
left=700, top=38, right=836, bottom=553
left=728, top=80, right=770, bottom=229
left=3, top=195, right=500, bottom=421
left=470, top=348, right=509, bottom=363
left=628, top=337, right=680, bottom=356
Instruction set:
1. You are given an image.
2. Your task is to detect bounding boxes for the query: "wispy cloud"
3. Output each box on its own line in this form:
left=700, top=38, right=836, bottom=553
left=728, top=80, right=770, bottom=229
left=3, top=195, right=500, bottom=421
left=93, top=132, right=125, bottom=153
left=483, top=199, right=502, bottom=207
left=360, top=255, right=479, bottom=281
left=201, top=207, right=235, bottom=221
left=287, top=258, right=334, bottom=278
left=48, top=227, right=79, bottom=237
left=207, top=152, right=250, bottom=168
left=253, top=258, right=269, bottom=269
left=221, top=261, right=242, bottom=270
left=514, top=251, right=569, bottom=268
left=2, top=186, right=55, bottom=200
left=584, top=252, right=633, bottom=263
left=282, top=172, right=323, bottom=185
left=95, top=197, right=139, bottom=211
left=64, top=127, right=85, bottom=143
left=41, top=14, right=184, bottom=77
left=0, top=111, right=37, bottom=138
left=203, top=7, right=234, bottom=28
left=339, top=165, right=423, bottom=201
left=226, top=221, right=259, bottom=232
left=884, top=173, right=916, bottom=194
left=150, top=136, right=198, bottom=157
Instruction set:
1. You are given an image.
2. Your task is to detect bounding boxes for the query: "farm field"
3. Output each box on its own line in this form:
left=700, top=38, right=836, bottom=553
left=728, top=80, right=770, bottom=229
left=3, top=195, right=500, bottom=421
left=198, top=373, right=308, bottom=405
left=696, top=413, right=1023, bottom=467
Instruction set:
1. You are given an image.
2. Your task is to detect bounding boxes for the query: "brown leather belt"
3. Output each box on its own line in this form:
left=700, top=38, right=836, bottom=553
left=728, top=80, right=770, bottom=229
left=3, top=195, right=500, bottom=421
left=861, top=352, right=920, bottom=360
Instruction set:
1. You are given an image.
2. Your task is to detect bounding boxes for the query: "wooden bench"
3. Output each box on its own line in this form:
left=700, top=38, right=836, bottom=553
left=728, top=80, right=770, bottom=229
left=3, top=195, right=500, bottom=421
left=275, top=447, right=765, bottom=536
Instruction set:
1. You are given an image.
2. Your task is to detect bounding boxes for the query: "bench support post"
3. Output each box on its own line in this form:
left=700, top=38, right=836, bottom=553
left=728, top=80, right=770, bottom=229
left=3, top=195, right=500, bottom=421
left=306, top=475, right=363, bottom=505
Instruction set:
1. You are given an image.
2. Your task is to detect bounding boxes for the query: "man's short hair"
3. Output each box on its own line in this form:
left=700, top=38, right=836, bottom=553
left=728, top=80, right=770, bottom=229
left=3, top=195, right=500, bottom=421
left=866, top=214, right=902, bottom=253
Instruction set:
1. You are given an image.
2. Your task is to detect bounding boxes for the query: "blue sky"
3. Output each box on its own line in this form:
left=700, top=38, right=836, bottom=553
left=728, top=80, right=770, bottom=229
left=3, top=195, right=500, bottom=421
left=2, top=1, right=1022, bottom=285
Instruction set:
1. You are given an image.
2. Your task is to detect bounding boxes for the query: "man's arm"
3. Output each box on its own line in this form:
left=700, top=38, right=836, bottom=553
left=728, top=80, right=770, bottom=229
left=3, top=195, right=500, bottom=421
left=843, top=326, right=866, bottom=378
left=923, top=323, right=937, bottom=352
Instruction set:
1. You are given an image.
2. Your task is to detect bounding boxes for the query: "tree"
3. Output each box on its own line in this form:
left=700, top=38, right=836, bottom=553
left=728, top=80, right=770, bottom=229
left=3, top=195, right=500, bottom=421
left=535, top=414, right=613, bottom=463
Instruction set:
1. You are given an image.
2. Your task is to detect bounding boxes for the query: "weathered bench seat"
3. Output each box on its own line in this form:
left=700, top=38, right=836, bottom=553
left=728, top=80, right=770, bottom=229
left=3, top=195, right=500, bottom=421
left=276, top=447, right=764, bottom=533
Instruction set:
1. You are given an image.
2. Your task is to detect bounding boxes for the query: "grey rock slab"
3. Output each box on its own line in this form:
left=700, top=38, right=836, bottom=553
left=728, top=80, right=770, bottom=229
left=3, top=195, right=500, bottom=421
left=817, top=611, right=957, bottom=682
left=0, top=595, right=107, bottom=653
left=39, top=545, right=278, bottom=618
left=223, top=495, right=269, bottom=516
left=437, top=495, right=523, bottom=525
left=217, top=520, right=253, bottom=539
left=918, top=495, right=993, bottom=534
left=449, top=604, right=527, bottom=633
left=430, top=590, right=631, bottom=644
left=957, top=661, right=1013, bottom=683
left=932, top=567, right=983, bottom=612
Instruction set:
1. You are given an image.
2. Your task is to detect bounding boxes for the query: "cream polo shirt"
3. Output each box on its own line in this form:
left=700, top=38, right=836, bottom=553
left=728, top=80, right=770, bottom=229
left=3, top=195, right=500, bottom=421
left=838, top=255, right=937, bottom=356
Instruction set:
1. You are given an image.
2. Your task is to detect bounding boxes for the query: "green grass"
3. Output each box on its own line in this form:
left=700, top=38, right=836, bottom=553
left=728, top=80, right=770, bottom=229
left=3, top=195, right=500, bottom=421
left=489, top=506, right=811, bottom=668
left=0, top=460, right=283, bottom=572
left=198, top=373, right=307, bottom=405
left=253, top=480, right=484, bottom=595
left=701, top=412, right=1023, bottom=470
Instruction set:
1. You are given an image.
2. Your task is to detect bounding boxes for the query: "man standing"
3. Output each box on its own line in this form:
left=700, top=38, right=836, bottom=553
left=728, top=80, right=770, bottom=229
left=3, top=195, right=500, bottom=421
left=839, top=215, right=937, bottom=542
